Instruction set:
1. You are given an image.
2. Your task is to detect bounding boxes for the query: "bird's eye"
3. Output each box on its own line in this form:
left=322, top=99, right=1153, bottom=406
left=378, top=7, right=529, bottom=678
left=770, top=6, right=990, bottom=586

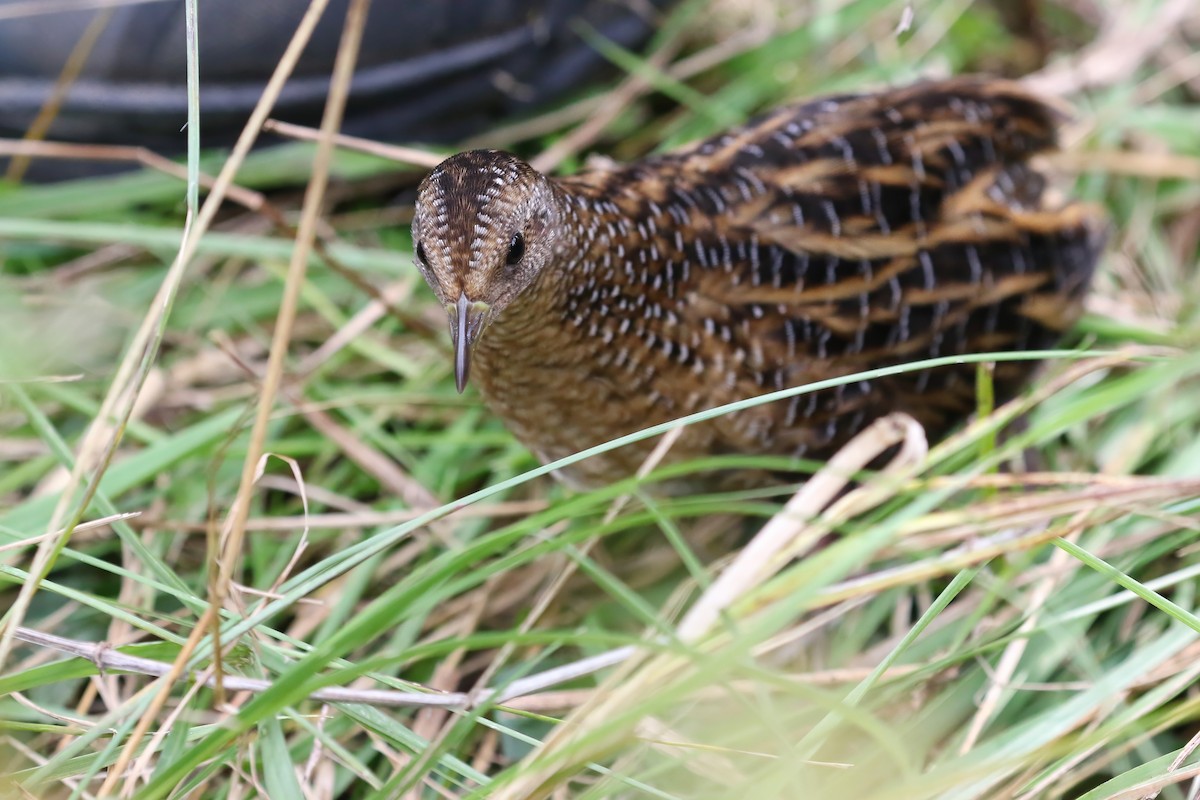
left=505, top=232, right=525, bottom=266
left=415, top=242, right=428, bottom=265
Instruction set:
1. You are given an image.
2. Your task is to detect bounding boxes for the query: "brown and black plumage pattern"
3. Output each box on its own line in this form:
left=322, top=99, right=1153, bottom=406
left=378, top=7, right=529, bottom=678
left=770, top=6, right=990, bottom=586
left=411, top=77, right=1106, bottom=488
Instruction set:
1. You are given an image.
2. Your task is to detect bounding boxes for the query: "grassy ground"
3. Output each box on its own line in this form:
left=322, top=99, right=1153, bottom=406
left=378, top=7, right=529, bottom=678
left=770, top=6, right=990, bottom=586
left=2, top=0, right=1200, bottom=797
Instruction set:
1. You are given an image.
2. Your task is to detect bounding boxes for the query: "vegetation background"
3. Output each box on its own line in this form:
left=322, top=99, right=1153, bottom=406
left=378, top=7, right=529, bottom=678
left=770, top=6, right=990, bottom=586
left=2, top=0, right=1200, bottom=797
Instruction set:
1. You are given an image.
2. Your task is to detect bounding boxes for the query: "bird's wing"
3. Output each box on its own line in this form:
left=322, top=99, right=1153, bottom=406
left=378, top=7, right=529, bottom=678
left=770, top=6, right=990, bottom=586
left=656, top=78, right=1105, bottom=454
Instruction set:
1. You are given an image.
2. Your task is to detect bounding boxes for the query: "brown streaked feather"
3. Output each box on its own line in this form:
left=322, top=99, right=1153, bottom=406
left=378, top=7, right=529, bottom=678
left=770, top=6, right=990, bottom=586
left=411, top=77, right=1106, bottom=488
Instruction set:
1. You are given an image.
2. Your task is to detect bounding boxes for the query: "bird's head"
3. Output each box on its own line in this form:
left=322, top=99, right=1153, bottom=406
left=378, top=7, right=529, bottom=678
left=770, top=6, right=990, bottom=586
left=411, top=150, right=564, bottom=392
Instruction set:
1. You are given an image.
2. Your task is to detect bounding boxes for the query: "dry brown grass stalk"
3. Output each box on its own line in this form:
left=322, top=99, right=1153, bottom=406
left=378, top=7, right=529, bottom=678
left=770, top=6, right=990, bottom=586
left=91, top=0, right=348, bottom=793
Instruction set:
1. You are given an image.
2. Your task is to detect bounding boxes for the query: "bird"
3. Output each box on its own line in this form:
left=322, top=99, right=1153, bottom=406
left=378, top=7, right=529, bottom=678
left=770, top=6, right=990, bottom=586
left=410, top=77, right=1106, bottom=489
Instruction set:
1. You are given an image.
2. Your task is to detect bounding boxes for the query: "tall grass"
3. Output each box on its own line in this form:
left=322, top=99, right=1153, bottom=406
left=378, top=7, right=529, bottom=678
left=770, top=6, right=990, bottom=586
left=2, top=0, right=1200, bottom=798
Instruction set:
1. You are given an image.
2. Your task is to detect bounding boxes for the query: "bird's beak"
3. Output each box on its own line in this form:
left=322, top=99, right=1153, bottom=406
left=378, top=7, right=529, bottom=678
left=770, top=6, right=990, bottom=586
left=447, top=292, right=490, bottom=393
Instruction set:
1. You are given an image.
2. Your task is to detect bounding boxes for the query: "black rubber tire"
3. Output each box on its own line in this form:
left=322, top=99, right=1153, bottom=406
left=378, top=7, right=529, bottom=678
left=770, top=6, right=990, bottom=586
left=0, top=0, right=667, bottom=154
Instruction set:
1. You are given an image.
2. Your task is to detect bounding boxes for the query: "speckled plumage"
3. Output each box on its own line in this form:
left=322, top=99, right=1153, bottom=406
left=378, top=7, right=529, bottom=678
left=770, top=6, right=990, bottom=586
left=411, top=77, right=1105, bottom=488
